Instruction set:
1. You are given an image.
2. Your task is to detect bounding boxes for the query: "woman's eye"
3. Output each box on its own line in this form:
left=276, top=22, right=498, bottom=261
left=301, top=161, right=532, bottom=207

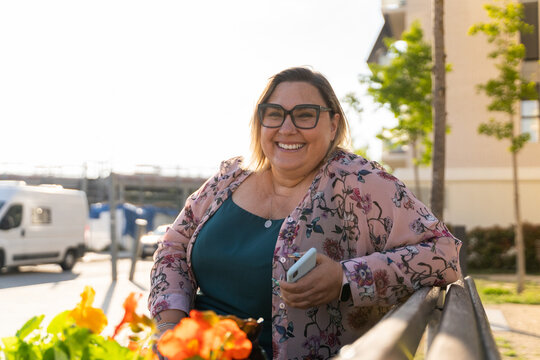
left=296, top=111, right=315, bottom=118
left=267, top=111, right=283, bottom=118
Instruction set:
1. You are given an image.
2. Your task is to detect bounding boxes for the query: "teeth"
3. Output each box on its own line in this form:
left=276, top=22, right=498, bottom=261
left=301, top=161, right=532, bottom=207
left=278, top=143, right=304, bottom=150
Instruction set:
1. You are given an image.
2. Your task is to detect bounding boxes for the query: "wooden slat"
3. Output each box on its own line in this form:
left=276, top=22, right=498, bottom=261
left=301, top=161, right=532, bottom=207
left=426, top=281, right=483, bottom=360
left=464, top=276, right=502, bottom=360
left=335, top=286, right=440, bottom=360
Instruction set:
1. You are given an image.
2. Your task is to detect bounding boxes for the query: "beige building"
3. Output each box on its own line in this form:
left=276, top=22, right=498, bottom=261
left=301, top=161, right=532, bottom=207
left=369, top=0, right=540, bottom=229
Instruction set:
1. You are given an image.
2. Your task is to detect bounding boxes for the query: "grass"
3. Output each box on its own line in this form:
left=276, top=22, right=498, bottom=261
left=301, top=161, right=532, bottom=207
left=495, top=337, right=526, bottom=359
left=472, top=277, right=540, bottom=305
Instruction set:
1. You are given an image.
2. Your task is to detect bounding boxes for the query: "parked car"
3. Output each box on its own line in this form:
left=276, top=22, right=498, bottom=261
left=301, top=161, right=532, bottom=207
left=0, top=181, right=88, bottom=271
left=140, top=224, right=170, bottom=259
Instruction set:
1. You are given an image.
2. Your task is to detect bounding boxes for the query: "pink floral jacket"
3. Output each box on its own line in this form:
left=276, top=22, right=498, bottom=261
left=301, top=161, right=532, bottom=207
left=148, top=151, right=462, bottom=359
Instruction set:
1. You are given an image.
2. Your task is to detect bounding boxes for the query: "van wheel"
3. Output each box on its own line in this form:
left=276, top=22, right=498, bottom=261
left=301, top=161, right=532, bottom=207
left=60, top=250, right=77, bottom=271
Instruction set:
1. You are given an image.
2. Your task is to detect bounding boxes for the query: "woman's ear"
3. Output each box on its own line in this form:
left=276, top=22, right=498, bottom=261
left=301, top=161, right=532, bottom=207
left=330, top=113, right=339, bottom=141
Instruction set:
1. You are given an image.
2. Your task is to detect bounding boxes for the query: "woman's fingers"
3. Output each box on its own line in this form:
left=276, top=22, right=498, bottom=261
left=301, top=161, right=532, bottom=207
left=279, top=253, right=343, bottom=308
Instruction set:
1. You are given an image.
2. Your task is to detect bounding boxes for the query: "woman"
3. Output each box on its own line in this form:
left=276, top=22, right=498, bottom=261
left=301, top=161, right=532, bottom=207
left=148, top=67, right=462, bottom=359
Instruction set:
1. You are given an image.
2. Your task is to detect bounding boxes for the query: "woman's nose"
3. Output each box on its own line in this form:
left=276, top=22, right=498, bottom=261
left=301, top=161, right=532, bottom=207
left=278, top=114, right=297, bottom=134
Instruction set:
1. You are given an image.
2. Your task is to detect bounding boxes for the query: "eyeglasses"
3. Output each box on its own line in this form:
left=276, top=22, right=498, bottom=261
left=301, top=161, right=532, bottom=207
left=258, top=103, right=333, bottom=129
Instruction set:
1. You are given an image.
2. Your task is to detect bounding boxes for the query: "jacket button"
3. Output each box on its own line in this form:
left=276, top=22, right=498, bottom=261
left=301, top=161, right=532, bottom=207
left=280, top=257, right=286, bottom=263
left=279, top=303, right=286, bottom=309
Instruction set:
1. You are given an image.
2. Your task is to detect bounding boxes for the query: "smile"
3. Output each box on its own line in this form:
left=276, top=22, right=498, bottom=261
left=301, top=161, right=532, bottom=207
left=277, top=143, right=305, bottom=150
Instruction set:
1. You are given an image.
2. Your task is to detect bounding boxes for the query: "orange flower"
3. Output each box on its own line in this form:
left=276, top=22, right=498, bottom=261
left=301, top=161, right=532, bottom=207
left=113, top=292, right=140, bottom=338
left=158, top=316, right=207, bottom=359
left=157, top=310, right=252, bottom=360
left=69, top=286, right=107, bottom=334
left=112, top=292, right=155, bottom=340
left=206, top=319, right=252, bottom=360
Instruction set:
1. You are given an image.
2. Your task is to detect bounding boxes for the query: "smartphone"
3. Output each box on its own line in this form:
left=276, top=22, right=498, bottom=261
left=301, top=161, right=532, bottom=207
left=286, top=247, right=317, bottom=283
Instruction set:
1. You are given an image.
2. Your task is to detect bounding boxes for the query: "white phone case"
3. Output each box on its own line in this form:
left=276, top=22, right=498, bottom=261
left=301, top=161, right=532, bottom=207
left=286, top=247, right=317, bottom=283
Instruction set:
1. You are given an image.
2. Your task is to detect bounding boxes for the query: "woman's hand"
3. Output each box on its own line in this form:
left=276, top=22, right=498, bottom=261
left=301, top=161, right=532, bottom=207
left=279, top=253, right=343, bottom=309
left=155, top=309, right=187, bottom=337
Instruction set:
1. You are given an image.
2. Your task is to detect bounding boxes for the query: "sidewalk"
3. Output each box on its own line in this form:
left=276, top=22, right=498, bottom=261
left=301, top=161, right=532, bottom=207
left=0, top=253, right=153, bottom=339
left=485, top=303, right=540, bottom=359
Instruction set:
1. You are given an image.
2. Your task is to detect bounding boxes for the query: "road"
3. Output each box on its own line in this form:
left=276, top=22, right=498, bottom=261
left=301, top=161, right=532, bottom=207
left=0, top=253, right=154, bottom=339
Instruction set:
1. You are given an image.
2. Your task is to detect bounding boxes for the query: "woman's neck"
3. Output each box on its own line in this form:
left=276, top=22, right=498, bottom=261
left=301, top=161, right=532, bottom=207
left=266, top=167, right=318, bottom=197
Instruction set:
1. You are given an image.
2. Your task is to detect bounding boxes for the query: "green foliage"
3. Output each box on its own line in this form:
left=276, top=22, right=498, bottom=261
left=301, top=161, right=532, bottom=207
left=469, top=0, right=538, bottom=153
left=467, top=223, right=540, bottom=272
left=0, top=311, right=145, bottom=360
left=353, top=146, right=368, bottom=159
left=342, top=92, right=363, bottom=115
left=361, top=21, right=434, bottom=166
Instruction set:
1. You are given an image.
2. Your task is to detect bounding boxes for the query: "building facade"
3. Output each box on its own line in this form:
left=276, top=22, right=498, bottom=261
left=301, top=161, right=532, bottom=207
left=370, top=0, right=540, bottom=229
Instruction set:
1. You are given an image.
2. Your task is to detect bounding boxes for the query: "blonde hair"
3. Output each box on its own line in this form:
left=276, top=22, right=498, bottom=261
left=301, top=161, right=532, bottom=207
left=248, top=67, right=351, bottom=171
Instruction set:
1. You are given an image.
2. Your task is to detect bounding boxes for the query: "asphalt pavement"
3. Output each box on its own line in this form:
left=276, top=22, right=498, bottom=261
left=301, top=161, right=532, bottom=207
left=0, top=252, right=154, bottom=339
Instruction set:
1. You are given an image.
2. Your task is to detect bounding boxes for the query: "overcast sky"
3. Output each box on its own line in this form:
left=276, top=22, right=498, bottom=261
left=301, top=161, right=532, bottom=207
left=0, top=0, right=393, bottom=179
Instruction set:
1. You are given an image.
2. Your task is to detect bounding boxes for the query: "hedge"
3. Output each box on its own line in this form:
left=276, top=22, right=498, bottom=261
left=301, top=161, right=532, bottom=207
left=466, top=223, right=540, bottom=272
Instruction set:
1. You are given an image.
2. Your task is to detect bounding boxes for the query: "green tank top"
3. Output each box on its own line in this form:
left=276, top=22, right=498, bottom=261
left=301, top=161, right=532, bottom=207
left=192, top=196, right=284, bottom=358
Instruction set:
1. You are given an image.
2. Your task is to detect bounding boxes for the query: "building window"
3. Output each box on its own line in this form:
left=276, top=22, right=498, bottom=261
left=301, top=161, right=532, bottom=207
left=521, top=99, right=540, bottom=142
left=32, top=207, right=52, bottom=224
left=521, top=0, right=539, bottom=61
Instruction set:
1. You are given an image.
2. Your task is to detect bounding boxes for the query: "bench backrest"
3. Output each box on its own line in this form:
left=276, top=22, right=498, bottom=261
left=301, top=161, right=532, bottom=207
left=335, top=276, right=501, bottom=360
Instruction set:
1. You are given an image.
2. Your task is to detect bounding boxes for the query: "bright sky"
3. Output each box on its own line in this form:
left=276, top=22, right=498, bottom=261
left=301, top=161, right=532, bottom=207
left=0, top=0, right=393, bottom=179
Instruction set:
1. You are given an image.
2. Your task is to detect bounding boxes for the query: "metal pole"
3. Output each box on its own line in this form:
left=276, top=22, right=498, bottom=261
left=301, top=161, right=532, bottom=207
left=130, top=218, right=147, bottom=281
left=109, top=172, right=118, bottom=281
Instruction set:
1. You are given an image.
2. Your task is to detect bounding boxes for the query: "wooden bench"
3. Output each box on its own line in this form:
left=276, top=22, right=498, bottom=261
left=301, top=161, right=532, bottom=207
left=334, top=276, right=501, bottom=360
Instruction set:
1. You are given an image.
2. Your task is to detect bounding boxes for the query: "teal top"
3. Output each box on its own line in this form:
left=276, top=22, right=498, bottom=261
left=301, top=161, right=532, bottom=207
left=191, top=196, right=284, bottom=358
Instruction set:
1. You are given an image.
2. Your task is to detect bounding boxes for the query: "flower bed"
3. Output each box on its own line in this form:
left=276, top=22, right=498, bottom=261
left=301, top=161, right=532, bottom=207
left=0, top=287, right=259, bottom=360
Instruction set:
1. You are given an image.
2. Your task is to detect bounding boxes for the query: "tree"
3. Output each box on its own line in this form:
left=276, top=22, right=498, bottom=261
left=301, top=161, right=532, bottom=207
left=351, top=21, right=433, bottom=200
left=469, top=0, right=537, bottom=293
left=431, top=0, right=447, bottom=220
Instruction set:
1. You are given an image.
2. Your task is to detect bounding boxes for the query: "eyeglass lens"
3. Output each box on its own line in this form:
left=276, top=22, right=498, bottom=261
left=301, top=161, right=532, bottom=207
left=260, top=105, right=319, bottom=129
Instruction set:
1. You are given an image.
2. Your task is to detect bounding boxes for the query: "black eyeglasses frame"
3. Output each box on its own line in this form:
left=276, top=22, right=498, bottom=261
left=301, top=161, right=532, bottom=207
left=257, top=103, right=333, bottom=129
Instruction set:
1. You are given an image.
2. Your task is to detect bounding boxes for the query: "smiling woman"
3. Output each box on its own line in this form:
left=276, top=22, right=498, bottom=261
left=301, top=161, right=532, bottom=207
left=148, top=67, right=462, bottom=360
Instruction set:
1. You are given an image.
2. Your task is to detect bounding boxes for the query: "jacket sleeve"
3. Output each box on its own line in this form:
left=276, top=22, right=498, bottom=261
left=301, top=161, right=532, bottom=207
left=147, top=156, right=246, bottom=317
left=340, top=163, right=462, bottom=307
left=147, top=178, right=211, bottom=317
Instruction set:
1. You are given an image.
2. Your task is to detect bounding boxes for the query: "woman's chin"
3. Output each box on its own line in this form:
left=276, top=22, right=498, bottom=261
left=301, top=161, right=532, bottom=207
left=269, top=158, right=308, bottom=174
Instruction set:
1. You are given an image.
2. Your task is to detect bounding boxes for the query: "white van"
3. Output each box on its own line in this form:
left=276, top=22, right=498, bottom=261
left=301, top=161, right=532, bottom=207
left=0, top=181, right=88, bottom=271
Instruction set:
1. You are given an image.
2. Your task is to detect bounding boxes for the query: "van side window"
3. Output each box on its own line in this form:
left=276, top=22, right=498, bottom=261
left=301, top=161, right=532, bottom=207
left=32, top=207, right=52, bottom=224
left=0, top=204, right=23, bottom=230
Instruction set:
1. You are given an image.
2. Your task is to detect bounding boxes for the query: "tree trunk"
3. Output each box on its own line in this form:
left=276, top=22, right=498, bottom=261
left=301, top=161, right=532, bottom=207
left=431, top=0, right=446, bottom=220
left=411, top=140, right=422, bottom=202
left=512, top=145, right=526, bottom=293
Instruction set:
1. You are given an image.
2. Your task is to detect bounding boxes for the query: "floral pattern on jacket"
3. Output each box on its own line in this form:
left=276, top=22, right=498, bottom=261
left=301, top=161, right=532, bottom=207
left=148, top=151, right=462, bottom=360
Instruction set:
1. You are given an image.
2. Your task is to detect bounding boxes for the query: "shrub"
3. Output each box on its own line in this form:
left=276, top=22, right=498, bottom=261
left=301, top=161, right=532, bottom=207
left=466, top=223, right=540, bottom=272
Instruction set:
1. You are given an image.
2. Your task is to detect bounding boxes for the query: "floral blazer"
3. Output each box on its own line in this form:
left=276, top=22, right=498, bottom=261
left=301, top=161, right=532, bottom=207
left=148, top=150, right=462, bottom=360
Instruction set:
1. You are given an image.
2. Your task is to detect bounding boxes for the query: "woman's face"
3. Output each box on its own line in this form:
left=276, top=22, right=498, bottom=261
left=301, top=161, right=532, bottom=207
left=261, top=81, right=339, bottom=178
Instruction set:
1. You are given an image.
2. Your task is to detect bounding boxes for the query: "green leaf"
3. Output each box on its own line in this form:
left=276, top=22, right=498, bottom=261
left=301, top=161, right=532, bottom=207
left=47, top=310, right=73, bottom=335
left=43, top=345, right=69, bottom=360
left=1, top=336, right=19, bottom=352
left=63, top=328, right=92, bottom=359
left=16, top=315, right=45, bottom=340
left=53, top=346, right=70, bottom=360
left=91, top=338, right=138, bottom=360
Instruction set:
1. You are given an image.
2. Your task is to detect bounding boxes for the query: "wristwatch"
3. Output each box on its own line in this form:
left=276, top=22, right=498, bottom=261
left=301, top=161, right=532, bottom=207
left=339, top=271, right=351, bottom=302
